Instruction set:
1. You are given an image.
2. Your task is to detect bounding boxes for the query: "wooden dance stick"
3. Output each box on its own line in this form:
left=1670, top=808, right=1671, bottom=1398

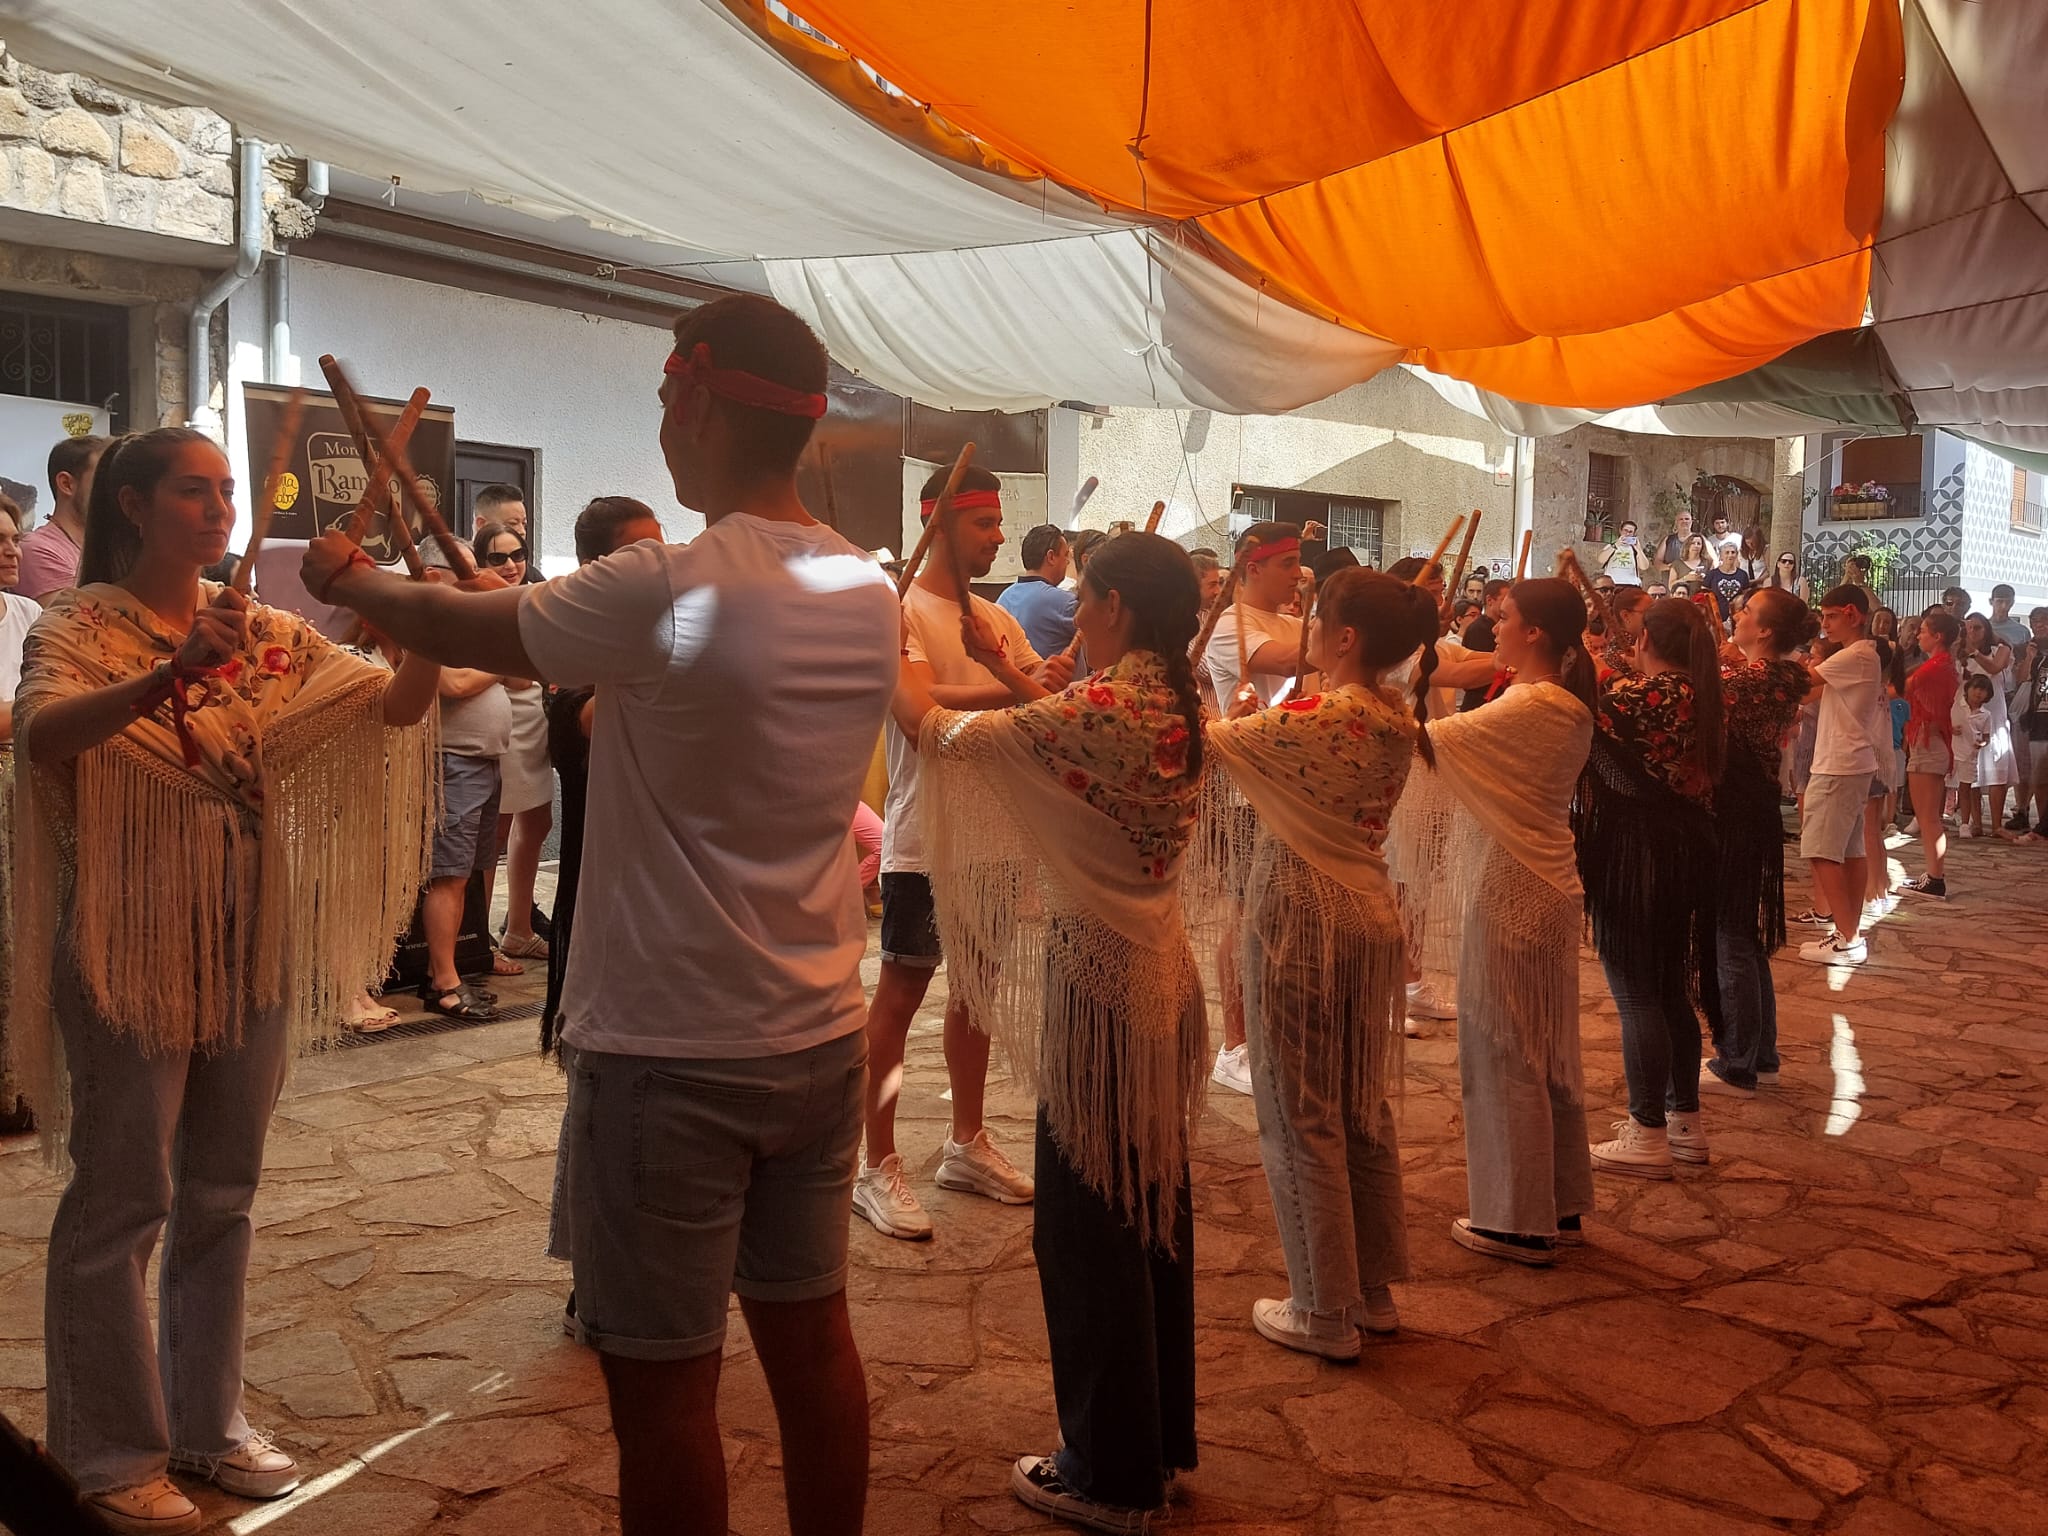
left=231, top=385, right=307, bottom=594
left=1417, top=514, right=1465, bottom=583
left=317, top=357, right=427, bottom=578
left=896, top=442, right=976, bottom=600
left=1556, top=546, right=1620, bottom=637
left=1143, top=500, right=1165, bottom=535
left=1514, top=528, right=1533, bottom=580
left=326, top=362, right=477, bottom=580
left=342, top=388, right=430, bottom=543
left=1443, top=508, right=1482, bottom=599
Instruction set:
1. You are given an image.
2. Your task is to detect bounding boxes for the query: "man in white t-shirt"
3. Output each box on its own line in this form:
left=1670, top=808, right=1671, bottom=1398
left=1203, top=522, right=1305, bottom=1093
left=1597, top=519, right=1646, bottom=586
left=305, top=294, right=893, bottom=1536
left=1797, top=584, right=1883, bottom=966
left=858, top=464, right=1075, bottom=1240
left=1706, top=514, right=1745, bottom=564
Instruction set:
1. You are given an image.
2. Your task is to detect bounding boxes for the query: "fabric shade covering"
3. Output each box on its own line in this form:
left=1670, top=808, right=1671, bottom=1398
left=11, top=1, right=2041, bottom=448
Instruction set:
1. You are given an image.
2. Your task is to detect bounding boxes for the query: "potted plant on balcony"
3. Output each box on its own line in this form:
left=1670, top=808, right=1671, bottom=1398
left=1829, top=480, right=1893, bottom=519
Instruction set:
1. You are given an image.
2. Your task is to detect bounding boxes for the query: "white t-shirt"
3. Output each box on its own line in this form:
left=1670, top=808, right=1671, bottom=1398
left=883, top=583, right=1042, bottom=875
left=1207, top=605, right=1303, bottom=711
left=1812, top=639, right=1882, bottom=777
left=0, top=592, right=37, bottom=700
left=1707, top=529, right=1745, bottom=562
left=1600, top=540, right=1645, bottom=585
left=517, top=514, right=898, bottom=1059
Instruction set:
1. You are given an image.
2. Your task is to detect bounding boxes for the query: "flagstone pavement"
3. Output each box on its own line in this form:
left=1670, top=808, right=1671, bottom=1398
left=2, top=833, right=2047, bottom=1534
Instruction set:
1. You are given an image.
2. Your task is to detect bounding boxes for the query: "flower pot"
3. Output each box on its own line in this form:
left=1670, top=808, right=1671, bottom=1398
left=1830, top=498, right=1887, bottom=519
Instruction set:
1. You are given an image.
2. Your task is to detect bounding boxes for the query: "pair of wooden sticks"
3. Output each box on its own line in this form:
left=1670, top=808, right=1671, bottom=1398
left=894, top=442, right=978, bottom=622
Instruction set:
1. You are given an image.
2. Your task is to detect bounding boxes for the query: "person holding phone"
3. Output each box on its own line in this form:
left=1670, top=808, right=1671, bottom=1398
left=1599, top=520, right=1645, bottom=587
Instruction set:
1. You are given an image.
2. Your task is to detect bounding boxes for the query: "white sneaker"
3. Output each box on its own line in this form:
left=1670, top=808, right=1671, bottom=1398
left=1251, top=1297, right=1361, bottom=1361
left=1667, top=1111, right=1709, bottom=1165
left=1590, top=1117, right=1674, bottom=1179
left=170, top=1429, right=299, bottom=1499
left=1360, top=1285, right=1399, bottom=1335
left=1757, top=1068, right=1781, bottom=1086
left=1212, top=1043, right=1253, bottom=1096
left=1796, top=931, right=1868, bottom=965
left=852, top=1153, right=934, bottom=1240
left=85, top=1478, right=202, bottom=1535
left=935, top=1128, right=1034, bottom=1204
left=1405, top=979, right=1457, bottom=1020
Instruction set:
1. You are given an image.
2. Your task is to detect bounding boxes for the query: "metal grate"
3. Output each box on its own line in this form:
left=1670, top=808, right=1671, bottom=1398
left=331, top=998, right=543, bottom=1050
left=0, top=293, right=128, bottom=426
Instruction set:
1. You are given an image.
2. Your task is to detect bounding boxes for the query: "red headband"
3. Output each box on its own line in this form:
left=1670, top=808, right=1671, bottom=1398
left=919, top=488, right=1004, bottom=522
left=664, top=343, right=827, bottom=419
left=1243, top=535, right=1300, bottom=566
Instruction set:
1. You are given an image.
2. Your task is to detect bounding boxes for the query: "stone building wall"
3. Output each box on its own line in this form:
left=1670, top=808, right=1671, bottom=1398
left=1536, top=425, right=1781, bottom=573
left=0, top=49, right=239, bottom=248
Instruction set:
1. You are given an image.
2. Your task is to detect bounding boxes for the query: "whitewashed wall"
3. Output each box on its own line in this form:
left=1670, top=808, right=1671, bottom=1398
left=225, top=258, right=683, bottom=571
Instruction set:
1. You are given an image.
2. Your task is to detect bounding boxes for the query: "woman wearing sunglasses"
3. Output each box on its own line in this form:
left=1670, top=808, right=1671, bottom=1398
left=1768, top=551, right=1810, bottom=603
left=471, top=520, right=555, bottom=972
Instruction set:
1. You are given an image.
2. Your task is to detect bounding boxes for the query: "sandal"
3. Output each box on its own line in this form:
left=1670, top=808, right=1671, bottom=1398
left=489, top=948, right=526, bottom=977
left=420, top=985, right=496, bottom=1022
left=499, top=932, right=549, bottom=960
left=346, top=1001, right=402, bottom=1033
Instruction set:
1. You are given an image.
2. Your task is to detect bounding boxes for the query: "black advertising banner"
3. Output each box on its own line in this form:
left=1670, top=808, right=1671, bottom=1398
left=242, top=383, right=456, bottom=566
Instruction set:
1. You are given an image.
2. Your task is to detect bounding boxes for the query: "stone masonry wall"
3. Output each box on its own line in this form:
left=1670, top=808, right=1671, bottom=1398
left=0, top=47, right=239, bottom=247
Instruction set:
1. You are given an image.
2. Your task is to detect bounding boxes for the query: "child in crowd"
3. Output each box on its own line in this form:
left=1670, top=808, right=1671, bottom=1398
left=1962, top=674, right=1996, bottom=836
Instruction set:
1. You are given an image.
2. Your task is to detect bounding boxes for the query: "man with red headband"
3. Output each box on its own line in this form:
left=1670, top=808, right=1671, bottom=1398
left=1205, top=522, right=1306, bottom=1095
left=856, top=463, right=1075, bottom=1240
left=301, top=293, right=893, bottom=1536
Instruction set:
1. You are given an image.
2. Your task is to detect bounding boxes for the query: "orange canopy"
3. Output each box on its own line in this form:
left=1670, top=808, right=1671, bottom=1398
left=784, top=0, right=1902, bottom=408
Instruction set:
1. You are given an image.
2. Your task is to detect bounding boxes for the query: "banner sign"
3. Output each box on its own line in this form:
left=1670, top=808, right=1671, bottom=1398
left=242, top=383, right=455, bottom=565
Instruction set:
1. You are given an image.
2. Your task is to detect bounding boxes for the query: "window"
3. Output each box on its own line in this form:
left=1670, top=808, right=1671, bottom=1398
left=1586, top=452, right=1625, bottom=538
left=2012, top=465, right=2043, bottom=534
left=0, top=291, right=129, bottom=428
left=1230, top=485, right=1386, bottom=567
left=1824, top=433, right=1922, bottom=520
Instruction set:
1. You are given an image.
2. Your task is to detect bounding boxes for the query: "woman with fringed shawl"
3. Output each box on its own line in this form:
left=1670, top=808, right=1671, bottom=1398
left=10, top=429, right=439, bottom=1532
left=891, top=532, right=1206, bottom=1533
left=1198, top=569, right=1440, bottom=1361
left=1393, top=578, right=1596, bottom=1267
left=1579, top=598, right=1726, bottom=1181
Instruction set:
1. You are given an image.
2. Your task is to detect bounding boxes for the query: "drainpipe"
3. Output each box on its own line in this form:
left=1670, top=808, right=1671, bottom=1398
left=265, top=161, right=328, bottom=384
left=187, top=137, right=267, bottom=434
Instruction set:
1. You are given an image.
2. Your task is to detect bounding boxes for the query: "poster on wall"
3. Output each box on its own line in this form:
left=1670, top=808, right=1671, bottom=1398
left=899, top=460, right=1049, bottom=586
left=241, top=383, right=456, bottom=566
left=0, top=395, right=111, bottom=522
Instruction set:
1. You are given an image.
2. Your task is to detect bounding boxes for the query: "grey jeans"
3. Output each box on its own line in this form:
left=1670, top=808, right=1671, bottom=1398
left=43, top=959, right=289, bottom=1493
left=1244, top=924, right=1408, bottom=1325
left=1457, top=1010, right=1594, bottom=1241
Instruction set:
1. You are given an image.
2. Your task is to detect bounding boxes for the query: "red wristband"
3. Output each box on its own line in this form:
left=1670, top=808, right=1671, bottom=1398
left=316, top=548, right=374, bottom=604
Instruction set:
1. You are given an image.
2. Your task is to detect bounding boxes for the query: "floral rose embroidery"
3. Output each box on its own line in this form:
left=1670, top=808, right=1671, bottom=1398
left=1065, top=769, right=1090, bottom=792
left=259, top=646, right=291, bottom=675
left=1086, top=683, right=1116, bottom=708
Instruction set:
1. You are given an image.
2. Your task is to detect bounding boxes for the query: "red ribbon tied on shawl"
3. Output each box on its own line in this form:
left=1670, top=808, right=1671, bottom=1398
left=664, top=343, right=827, bottom=419
left=130, top=657, right=224, bottom=769
left=918, top=488, right=1004, bottom=522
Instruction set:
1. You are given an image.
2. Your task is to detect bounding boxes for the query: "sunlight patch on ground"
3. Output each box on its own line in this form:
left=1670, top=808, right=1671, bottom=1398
left=228, top=1412, right=453, bottom=1533
left=1826, top=1012, right=1863, bottom=1137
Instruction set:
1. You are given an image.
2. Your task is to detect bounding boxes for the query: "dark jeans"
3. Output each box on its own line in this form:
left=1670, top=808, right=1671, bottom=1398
left=1703, top=905, right=1779, bottom=1090
left=1033, top=1106, right=1196, bottom=1511
left=1601, top=940, right=1700, bottom=1129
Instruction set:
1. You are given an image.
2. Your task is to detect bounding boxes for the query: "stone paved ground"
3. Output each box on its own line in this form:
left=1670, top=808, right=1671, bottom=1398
left=2, top=833, right=2047, bottom=1534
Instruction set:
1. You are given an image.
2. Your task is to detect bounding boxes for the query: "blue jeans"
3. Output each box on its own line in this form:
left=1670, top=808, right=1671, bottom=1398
left=1704, top=907, right=1779, bottom=1090
left=43, top=958, right=290, bottom=1493
left=1601, top=941, right=1700, bottom=1129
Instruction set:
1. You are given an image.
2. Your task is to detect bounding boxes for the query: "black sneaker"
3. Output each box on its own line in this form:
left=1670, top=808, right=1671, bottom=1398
left=2005, top=813, right=2032, bottom=834
left=1010, top=1456, right=1159, bottom=1534
left=1896, top=875, right=1947, bottom=901
left=1792, top=907, right=1834, bottom=927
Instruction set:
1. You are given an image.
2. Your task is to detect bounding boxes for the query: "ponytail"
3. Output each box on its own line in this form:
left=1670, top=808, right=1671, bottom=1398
left=1082, top=530, right=1204, bottom=777
left=1315, top=567, right=1442, bottom=765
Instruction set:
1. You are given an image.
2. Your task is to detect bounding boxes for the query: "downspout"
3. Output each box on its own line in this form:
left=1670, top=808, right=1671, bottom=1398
left=264, top=160, right=328, bottom=383
left=187, top=137, right=267, bottom=433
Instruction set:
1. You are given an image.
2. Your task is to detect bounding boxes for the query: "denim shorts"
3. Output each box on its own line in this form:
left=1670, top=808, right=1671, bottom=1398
left=563, top=1029, right=867, bottom=1360
left=432, top=752, right=502, bottom=879
left=1800, top=771, right=1872, bottom=862
left=879, top=871, right=942, bottom=968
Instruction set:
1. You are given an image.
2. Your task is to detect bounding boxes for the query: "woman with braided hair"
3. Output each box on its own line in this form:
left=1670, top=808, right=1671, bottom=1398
left=891, top=531, right=1206, bottom=1531
left=1393, top=578, right=1596, bottom=1265
left=1202, top=569, right=1440, bottom=1358
left=13, top=428, right=439, bottom=1533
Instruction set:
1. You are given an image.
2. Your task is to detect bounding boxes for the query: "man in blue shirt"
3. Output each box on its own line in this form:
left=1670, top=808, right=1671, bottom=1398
left=998, top=522, right=1077, bottom=655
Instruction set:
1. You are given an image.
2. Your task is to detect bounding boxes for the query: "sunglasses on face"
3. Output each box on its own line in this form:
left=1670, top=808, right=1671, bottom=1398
left=482, top=546, right=527, bottom=567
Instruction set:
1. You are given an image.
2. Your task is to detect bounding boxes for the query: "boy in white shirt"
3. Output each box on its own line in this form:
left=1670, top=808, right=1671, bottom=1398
left=1797, top=584, right=1885, bottom=965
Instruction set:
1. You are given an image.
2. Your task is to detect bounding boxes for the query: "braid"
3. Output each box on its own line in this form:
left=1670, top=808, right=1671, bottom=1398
left=1157, top=641, right=1207, bottom=776
left=1407, top=584, right=1439, bottom=767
